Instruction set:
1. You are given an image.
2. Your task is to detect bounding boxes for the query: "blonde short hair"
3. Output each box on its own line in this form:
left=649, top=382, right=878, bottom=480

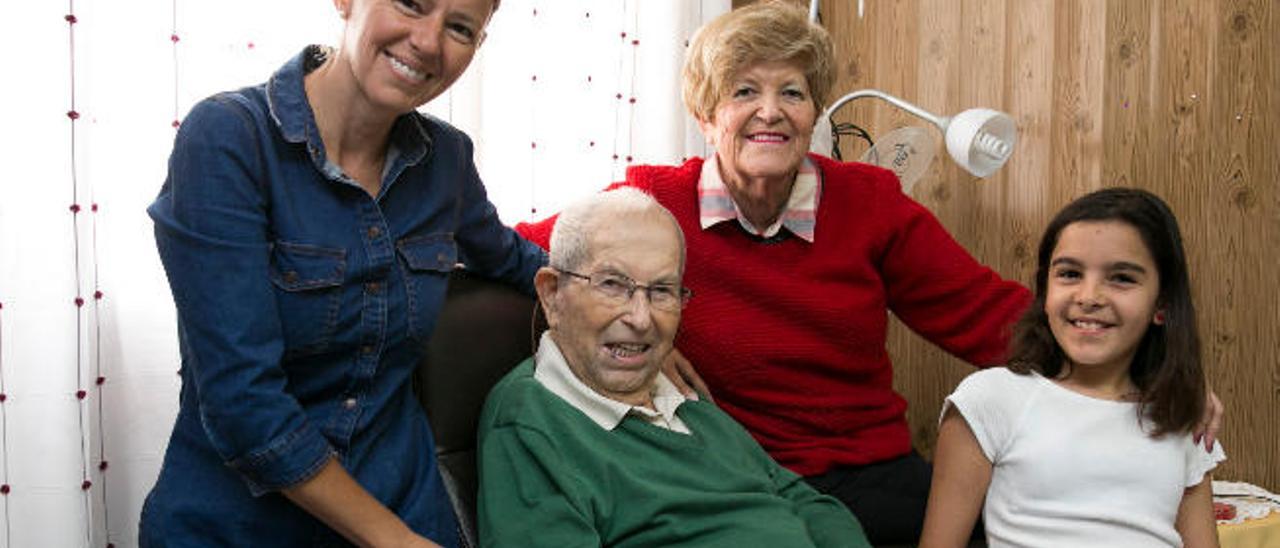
left=682, top=0, right=835, bottom=123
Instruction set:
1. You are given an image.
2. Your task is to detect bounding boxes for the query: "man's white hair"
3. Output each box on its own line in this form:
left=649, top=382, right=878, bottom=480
left=548, top=187, right=685, bottom=273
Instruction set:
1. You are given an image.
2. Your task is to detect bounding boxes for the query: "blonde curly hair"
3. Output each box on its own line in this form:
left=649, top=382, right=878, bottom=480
left=682, top=0, right=835, bottom=123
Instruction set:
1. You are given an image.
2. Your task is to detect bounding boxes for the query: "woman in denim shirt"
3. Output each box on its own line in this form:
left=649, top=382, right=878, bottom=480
left=140, top=1, right=540, bottom=546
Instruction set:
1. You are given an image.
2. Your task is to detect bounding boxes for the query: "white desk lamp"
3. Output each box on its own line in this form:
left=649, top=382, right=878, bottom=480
left=814, top=89, right=1017, bottom=178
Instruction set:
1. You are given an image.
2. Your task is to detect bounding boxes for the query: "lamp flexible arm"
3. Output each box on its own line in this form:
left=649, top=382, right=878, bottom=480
left=823, top=89, right=948, bottom=130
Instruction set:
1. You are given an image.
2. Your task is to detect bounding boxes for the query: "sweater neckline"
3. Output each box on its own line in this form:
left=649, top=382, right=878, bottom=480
left=617, top=403, right=710, bottom=450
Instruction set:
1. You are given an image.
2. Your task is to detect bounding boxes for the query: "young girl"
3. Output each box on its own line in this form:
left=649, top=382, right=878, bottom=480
left=920, top=188, right=1225, bottom=547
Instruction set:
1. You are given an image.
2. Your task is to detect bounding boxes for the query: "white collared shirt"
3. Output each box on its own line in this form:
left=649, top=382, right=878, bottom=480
left=532, top=332, right=691, bottom=434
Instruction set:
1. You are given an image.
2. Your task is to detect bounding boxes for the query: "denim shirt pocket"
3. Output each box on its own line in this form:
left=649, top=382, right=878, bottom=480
left=396, top=233, right=457, bottom=341
left=269, top=241, right=347, bottom=357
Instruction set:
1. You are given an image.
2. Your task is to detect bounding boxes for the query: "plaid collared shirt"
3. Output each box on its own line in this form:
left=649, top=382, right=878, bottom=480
left=697, top=155, right=821, bottom=242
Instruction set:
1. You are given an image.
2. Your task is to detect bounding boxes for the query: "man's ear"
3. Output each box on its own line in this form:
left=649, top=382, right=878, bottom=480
left=534, top=267, right=561, bottom=329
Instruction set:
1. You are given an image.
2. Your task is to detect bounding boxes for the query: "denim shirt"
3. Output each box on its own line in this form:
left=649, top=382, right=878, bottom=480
left=141, top=47, right=545, bottom=547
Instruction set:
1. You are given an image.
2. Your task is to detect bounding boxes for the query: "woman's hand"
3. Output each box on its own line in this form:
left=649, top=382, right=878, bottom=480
left=662, top=349, right=712, bottom=402
left=402, top=533, right=445, bottom=548
left=1193, top=390, right=1223, bottom=452
left=284, top=457, right=443, bottom=548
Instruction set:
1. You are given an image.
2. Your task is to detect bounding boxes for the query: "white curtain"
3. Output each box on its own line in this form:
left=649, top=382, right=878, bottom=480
left=0, top=1, right=728, bottom=546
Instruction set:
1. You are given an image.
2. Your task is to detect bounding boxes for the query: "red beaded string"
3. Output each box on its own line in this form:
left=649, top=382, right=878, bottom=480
left=610, top=0, right=640, bottom=179
left=528, top=1, right=540, bottom=216
left=90, top=236, right=112, bottom=548
left=66, top=1, right=114, bottom=544
left=88, top=71, right=111, bottom=548
left=64, top=2, right=98, bottom=545
left=583, top=2, right=596, bottom=170
left=171, top=1, right=182, bottom=130
left=0, top=295, right=9, bottom=546
left=625, top=3, right=640, bottom=168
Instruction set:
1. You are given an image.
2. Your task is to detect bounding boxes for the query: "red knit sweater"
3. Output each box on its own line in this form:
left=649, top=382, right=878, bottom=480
left=515, top=155, right=1031, bottom=476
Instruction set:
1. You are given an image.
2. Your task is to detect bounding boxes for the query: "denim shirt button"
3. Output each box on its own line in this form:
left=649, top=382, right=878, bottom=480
left=361, top=345, right=374, bottom=355
left=365, top=281, right=381, bottom=293
left=366, top=226, right=381, bottom=239
left=282, top=271, right=299, bottom=284
left=343, top=397, right=357, bottom=410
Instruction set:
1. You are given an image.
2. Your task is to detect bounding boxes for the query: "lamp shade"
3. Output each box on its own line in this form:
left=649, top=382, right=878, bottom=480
left=859, top=126, right=937, bottom=194
left=943, top=108, right=1017, bottom=178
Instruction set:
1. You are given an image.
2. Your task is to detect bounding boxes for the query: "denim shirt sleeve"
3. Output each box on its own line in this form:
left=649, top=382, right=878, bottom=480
left=149, top=96, right=334, bottom=495
left=448, top=131, right=547, bottom=296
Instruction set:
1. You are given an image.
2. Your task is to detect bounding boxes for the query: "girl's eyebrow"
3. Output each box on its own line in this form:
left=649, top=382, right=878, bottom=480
left=1107, top=261, right=1148, bottom=274
left=1050, top=256, right=1148, bottom=274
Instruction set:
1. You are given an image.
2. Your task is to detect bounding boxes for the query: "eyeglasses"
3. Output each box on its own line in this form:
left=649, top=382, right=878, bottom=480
left=557, top=269, right=692, bottom=312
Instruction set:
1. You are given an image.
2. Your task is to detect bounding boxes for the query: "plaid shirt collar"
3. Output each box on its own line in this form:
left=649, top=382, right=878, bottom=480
left=697, top=155, right=821, bottom=242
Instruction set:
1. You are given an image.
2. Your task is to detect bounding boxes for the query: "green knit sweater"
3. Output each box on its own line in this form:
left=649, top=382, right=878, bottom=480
left=478, top=359, right=870, bottom=548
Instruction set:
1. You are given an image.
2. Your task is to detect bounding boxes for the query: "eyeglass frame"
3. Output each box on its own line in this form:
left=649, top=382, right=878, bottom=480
left=555, top=268, right=693, bottom=311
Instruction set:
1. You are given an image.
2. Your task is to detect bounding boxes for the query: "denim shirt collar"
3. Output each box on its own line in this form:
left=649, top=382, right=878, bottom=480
left=266, top=46, right=433, bottom=194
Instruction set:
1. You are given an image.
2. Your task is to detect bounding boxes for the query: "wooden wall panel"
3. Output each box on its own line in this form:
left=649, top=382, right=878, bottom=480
left=1198, top=0, right=1279, bottom=491
left=1102, top=0, right=1152, bottom=190
left=1004, top=0, right=1055, bottom=284
left=738, top=0, right=1279, bottom=491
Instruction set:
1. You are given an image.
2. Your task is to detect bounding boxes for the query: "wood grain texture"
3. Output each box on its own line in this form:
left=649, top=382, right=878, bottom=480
left=734, top=0, right=1278, bottom=490
left=1197, top=0, right=1279, bottom=491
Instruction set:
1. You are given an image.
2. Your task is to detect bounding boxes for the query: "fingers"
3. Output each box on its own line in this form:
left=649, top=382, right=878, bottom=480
left=1194, top=390, right=1223, bottom=452
left=1204, top=391, right=1223, bottom=451
left=673, top=351, right=713, bottom=402
left=663, top=349, right=712, bottom=402
left=662, top=351, right=699, bottom=401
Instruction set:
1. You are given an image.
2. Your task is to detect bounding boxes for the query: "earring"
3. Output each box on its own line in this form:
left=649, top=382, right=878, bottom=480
left=1153, top=310, right=1166, bottom=325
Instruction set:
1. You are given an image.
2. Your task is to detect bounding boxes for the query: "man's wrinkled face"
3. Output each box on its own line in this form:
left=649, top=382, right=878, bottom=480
left=539, top=210, right=684, bottom=407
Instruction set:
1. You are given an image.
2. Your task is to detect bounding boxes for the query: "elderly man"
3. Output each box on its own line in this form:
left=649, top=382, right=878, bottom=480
left=477, top=188, right=869, bottom=547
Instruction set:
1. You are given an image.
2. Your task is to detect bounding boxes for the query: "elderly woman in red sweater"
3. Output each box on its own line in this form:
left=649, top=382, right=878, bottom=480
left=515, top=1, right=1218, bottom=544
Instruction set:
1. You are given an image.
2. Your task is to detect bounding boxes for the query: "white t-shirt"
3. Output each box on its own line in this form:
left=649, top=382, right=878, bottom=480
left=944, top=368, right=1226, bottom=547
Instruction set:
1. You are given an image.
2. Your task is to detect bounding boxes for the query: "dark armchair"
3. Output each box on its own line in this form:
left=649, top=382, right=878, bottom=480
left=415, top=270, right=541, bottom=548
